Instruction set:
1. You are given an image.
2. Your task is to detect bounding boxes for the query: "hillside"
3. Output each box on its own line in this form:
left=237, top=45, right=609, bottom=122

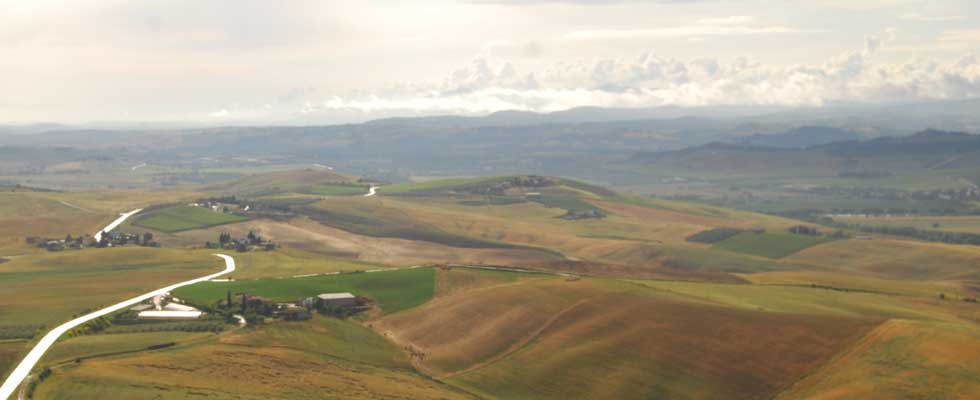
left=5, top=172, right=980, bottom=399
left=631, top=130, right=980, bottom=178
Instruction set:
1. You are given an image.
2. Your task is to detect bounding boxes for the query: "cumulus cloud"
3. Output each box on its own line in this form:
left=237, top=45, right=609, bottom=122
left=209, top=109, right=231, bottom=118
left=899, top=13, right=965, bottom=22
left=317, top=29, right=980, bottom=115
left=562, top=16, right=807, bottom=40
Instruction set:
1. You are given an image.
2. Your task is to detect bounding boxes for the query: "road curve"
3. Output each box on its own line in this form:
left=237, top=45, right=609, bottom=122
left=92, top=208, right=143, bottom=242
left=364, top=186, right=378, bottom=197
left=0, top=254, right=236, bottom=400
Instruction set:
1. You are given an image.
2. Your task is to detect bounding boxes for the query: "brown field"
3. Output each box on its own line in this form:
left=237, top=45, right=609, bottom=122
left=375, top=278, right=878, bottom=399
left=776, top=319, right=980, bottom=399
left=784, top=237, right=980, bottom=281
left=36, top=344, right=473, bottom=400
left=36, top=317, right=474, bottom=400
left=0, top=248, right=218, bottom=326
left=168, top=217, right=563, bottom=268
left=0, top=340, right=28, bottom=382
left=433, top=267, right=549, bottom=298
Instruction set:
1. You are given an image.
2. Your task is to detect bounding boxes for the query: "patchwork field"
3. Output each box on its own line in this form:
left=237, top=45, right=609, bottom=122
left=7, top=173, right=980, bottom=399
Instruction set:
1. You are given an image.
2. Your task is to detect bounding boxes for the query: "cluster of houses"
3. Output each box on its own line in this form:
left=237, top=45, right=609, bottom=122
left=206, top=231, right=276, bottom=252
left=222, top=292, right=363, bottom=321
left=190, top=196, right=252, bottom=214
left=26, top=235, right=88, bottom=251
left=26, top=231, right=158, bottom=252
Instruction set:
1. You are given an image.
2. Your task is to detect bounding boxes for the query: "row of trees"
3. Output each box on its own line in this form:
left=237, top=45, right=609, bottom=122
left=788, top=212, right=980, bottom=245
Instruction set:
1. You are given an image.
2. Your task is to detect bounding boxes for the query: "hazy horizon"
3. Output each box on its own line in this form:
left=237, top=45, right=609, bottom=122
left=2, top=0, right=979, bottom=125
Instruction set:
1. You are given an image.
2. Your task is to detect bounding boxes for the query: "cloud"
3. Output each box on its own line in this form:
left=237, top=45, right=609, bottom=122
left=899, top=13, right=965, bottom=22
left=562, top=17, right=808, bottom=40
left=315, top=29, right=980, bottom=115
left=938, top=29, right=980, bottom=43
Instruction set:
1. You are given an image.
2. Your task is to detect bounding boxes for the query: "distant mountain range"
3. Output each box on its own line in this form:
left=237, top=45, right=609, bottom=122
left=735, top=126, right=863, bottom=148
left=1, top=99, right=979, bottom=186
left=630, top=130, right=980, bottom=180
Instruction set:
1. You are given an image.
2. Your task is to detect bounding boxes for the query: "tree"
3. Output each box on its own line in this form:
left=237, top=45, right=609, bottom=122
left=226, top=290, right=232, bottom=309
left=219, top=232, right=231, bottom=246
left=241, top=293, right=247, bottom=314
left=65, top=234, right=72, bottom=243
left=247, top=230, right=256, bottom=243
left=143, top=232, right=153, bottom=243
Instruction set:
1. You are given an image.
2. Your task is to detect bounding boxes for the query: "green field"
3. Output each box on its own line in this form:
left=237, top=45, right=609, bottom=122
left=134, top=205, right=248, bottom=233
left=310, top=184, right=369, bottom=196
left=175, top=267, right=435, bottom=315
left=382, top=176, right=504, bottom=195
left=834, top=215, right=980, bottom=234
left=713, top=232, right=832, bottom=258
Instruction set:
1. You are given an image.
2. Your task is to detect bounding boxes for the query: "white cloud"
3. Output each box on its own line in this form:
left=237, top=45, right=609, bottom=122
left=899, top=13, right=965, bottom=22
left=938, top=29, right=980, bottom=43
left=209, top=109, right=230, bottom=118
left=563, top=24, right=805, bottom=40
left=317, top=29, right=980, bottom=115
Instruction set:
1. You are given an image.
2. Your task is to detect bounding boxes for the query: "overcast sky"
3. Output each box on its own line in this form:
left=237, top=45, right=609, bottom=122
left=1, top=0, right=979, bottom=124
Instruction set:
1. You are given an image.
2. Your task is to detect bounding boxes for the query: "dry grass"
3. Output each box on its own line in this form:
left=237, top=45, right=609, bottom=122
left=784, top=238, right=980, bottom=281
left=776, top=320, right=980, bottom=399
left=36, top=317, right=474, bottom=400
left=376, top=278, right=877, bottom=400
left=0, top=248, right=218, bottom=326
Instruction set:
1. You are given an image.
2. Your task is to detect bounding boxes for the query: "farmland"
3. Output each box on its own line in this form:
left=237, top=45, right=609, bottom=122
left=712, top=231, right=833, bottom=259
left=310, top=183, right=369, bottom=196
left=175, top=267, right=436, bottom=315
left=834, top=214, right=980, bottom=234
left=134, top=205, right=248, bottom=233
left=6, top=172, right=980, bottom=399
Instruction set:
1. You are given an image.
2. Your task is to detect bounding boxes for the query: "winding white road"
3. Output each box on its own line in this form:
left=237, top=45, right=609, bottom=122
left=92, top=209, right=143, bottom=242
left=0, top=254, right=237, bottom=400
left=364, top=186, right=378, bottom=197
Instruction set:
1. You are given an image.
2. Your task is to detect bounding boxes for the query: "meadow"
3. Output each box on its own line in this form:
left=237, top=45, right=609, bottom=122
left=174, top=267, right=436, bottom=315
left=310, top=183, right=369, bottom=196
left=712, top=231, right=833, bottom=259
left=134, top=205, right=249, bottom=233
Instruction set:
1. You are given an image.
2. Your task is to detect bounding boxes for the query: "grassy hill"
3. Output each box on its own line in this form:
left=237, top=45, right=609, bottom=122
left=9, top=172, right=980, bottom=399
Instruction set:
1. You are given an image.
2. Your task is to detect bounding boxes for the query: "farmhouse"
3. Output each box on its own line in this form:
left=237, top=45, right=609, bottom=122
left=316, top=292, right=356, bottom=308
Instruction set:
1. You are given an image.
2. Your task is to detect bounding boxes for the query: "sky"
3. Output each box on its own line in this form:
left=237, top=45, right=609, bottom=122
left=1, top=0, right=978, bottom=124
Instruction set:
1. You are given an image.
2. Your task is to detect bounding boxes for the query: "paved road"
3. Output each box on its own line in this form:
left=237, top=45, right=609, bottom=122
left=0, top=254, right=236, bottom=400
left=364, top=186, right=378, bottom=197
left=92, top=208, right=142, bottom=242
